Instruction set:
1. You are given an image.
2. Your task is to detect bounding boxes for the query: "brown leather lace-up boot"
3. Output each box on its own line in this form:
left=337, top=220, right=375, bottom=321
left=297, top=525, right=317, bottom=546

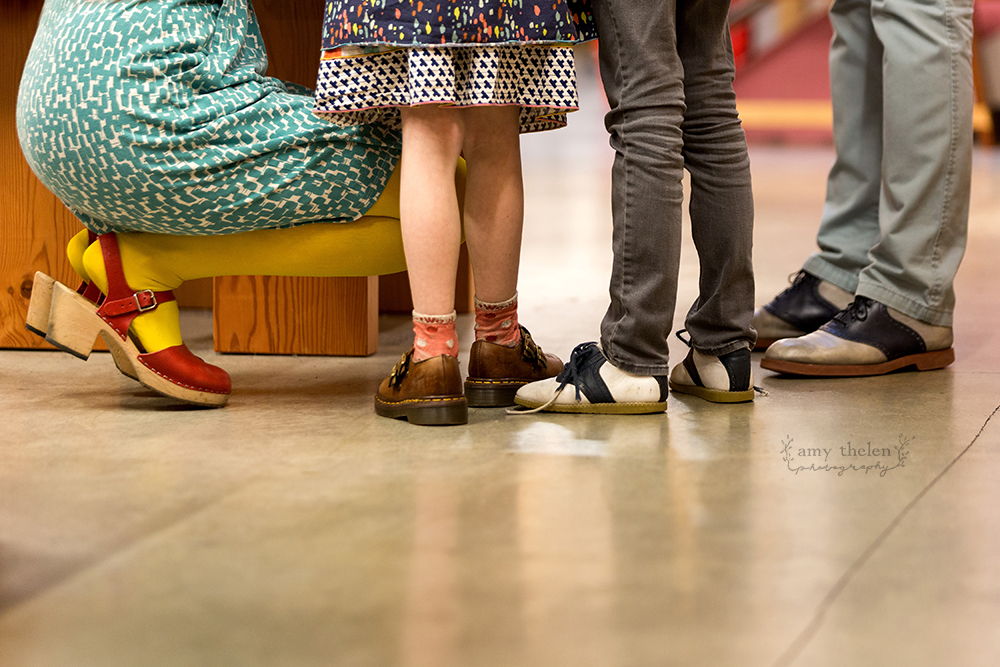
left=465, top=326, right=564, bottom=407
left=375, top=350, right=468, bottom=425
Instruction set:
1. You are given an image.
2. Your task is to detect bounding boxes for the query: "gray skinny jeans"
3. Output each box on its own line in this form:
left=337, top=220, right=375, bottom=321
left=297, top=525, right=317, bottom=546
left=803, top=0, right=973, bottom=326
left=594, top=0, right=756, bottom=375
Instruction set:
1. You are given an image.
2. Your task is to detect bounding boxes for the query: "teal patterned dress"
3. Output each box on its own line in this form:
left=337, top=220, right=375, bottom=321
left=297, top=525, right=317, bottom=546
left=17, top=0, right=401, bottom=236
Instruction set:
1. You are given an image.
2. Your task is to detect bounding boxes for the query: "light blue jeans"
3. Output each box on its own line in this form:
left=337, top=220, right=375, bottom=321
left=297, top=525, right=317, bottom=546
left=803, top=0, right=974, bottom=326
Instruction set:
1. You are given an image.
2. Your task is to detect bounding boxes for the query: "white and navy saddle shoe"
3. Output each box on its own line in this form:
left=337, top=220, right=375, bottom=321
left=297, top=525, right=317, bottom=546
left=668, top=337, right=756, bottom=404
left=513, top=342, right=669, bottom=414
left=670, top=348, right=754, bottom=403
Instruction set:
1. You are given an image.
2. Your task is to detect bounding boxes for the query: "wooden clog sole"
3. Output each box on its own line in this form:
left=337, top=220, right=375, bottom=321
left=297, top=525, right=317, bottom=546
left=46, top=282, right=226, bottom=407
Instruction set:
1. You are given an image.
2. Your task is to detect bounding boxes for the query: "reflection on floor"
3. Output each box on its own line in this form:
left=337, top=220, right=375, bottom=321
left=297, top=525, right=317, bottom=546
left=2, top=73, right=999, bottom=666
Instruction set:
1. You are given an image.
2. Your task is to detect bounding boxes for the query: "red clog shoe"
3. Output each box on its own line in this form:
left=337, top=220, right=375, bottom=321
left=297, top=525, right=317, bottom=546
left=44, top=233, right=230, bottom=407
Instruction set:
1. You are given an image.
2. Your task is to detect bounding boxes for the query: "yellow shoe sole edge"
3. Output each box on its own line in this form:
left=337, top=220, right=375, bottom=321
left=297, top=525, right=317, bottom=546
left=668, top=381, right=755, bottom=404
left=512, top=397, right=668, bottom=415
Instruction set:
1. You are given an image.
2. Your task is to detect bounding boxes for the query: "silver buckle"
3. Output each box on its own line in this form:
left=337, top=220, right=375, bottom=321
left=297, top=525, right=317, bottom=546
left=135, top=290, right=158, bottom=313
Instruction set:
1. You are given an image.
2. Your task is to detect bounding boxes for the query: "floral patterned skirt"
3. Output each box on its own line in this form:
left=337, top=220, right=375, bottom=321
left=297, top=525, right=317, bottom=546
left=315, top=44, right=579, bottom=134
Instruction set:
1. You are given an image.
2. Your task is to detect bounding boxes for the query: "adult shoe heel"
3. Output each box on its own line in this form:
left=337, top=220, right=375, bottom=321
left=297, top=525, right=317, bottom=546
left=915, top=348, right=955, bottom=371
left=25, top=272, right=57, bottom=338
left=28, top=231, right=104, bottom=340
left=29, top=270, right=139, bottom=379
left=45, top=282, right=104, bottom=360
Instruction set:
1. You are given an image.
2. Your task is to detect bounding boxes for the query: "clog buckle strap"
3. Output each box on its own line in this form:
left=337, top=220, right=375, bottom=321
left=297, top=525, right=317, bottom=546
left=101, top=289, right=167, bottom=317
left=134, top=289, right=159, bottom=312
left=95, top=233, right=175, bottom=341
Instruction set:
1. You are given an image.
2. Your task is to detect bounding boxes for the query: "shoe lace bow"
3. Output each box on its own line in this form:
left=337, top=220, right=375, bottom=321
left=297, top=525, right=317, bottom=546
left=506, top=342, right=594, bottom=415
left=554, top=342, right=596, bottom=401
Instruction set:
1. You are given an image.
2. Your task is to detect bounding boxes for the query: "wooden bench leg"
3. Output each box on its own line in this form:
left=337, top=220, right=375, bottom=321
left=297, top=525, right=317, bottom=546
left=213, top=276, right=379, bottom=356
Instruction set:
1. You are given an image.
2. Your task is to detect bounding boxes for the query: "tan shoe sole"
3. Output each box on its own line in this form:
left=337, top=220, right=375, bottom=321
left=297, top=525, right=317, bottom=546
left=668, top=381, right=755, bottom=403
left=512, top=396, right=667, bottom=415
left=24, top=271, right=57, bottom=338
left=760, top=348, right=955, bottom=377
left=27, top=272, right=140, bottom=382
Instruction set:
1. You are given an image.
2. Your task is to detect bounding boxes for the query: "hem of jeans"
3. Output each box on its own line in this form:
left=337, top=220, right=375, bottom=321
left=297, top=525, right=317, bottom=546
left=694, top=338, right=754, bottom=357
left=801, top=256, right=860, bottom=295
left=856, top=282, right=954, bottom=327
left=601, top=345, right=670, bottom=377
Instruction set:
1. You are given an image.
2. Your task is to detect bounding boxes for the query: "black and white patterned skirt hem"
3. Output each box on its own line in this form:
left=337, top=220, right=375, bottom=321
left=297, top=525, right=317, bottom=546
left=315, top=44, right=578, bottom=134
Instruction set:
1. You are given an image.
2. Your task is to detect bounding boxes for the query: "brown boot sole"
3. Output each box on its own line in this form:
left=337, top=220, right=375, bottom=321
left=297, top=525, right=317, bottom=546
left=374, top=395, right=469, bottom=425
left=760, top=348, right=955, bottom=377
left=464, top=379, right=528, bottom=407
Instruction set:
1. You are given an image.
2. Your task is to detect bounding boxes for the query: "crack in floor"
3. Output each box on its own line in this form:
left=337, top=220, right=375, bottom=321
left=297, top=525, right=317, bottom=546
left=772, top=402, right=1000, bottom=667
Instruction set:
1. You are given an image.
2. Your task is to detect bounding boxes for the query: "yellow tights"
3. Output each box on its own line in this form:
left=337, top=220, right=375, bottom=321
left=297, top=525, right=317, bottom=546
left=69, top=162, right=433, bottom=353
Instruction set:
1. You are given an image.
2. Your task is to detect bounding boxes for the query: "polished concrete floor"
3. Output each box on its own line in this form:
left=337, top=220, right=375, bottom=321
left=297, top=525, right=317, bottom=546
left=3, top=76, right=1000, bottom=666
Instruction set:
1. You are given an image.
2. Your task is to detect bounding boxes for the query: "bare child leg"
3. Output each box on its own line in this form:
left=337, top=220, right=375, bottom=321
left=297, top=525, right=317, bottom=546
left=376, top=104, right=563, bottom=422
left=398, top=104, right=524, bottom=357
left=461, top=106, right=523, bottom=305
left=462, top=106, right=527, bottom=348
left=460, top=107, right=565, bottom=407
left=398, top=105, right=465, bottom=361
left=373, top=105, right=469, bottom=425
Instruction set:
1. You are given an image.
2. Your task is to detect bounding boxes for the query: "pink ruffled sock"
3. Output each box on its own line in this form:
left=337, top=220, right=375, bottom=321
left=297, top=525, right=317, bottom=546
left=412, top=311, right=459, bottom=362
left=474, top=293, right=521, bottom=347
